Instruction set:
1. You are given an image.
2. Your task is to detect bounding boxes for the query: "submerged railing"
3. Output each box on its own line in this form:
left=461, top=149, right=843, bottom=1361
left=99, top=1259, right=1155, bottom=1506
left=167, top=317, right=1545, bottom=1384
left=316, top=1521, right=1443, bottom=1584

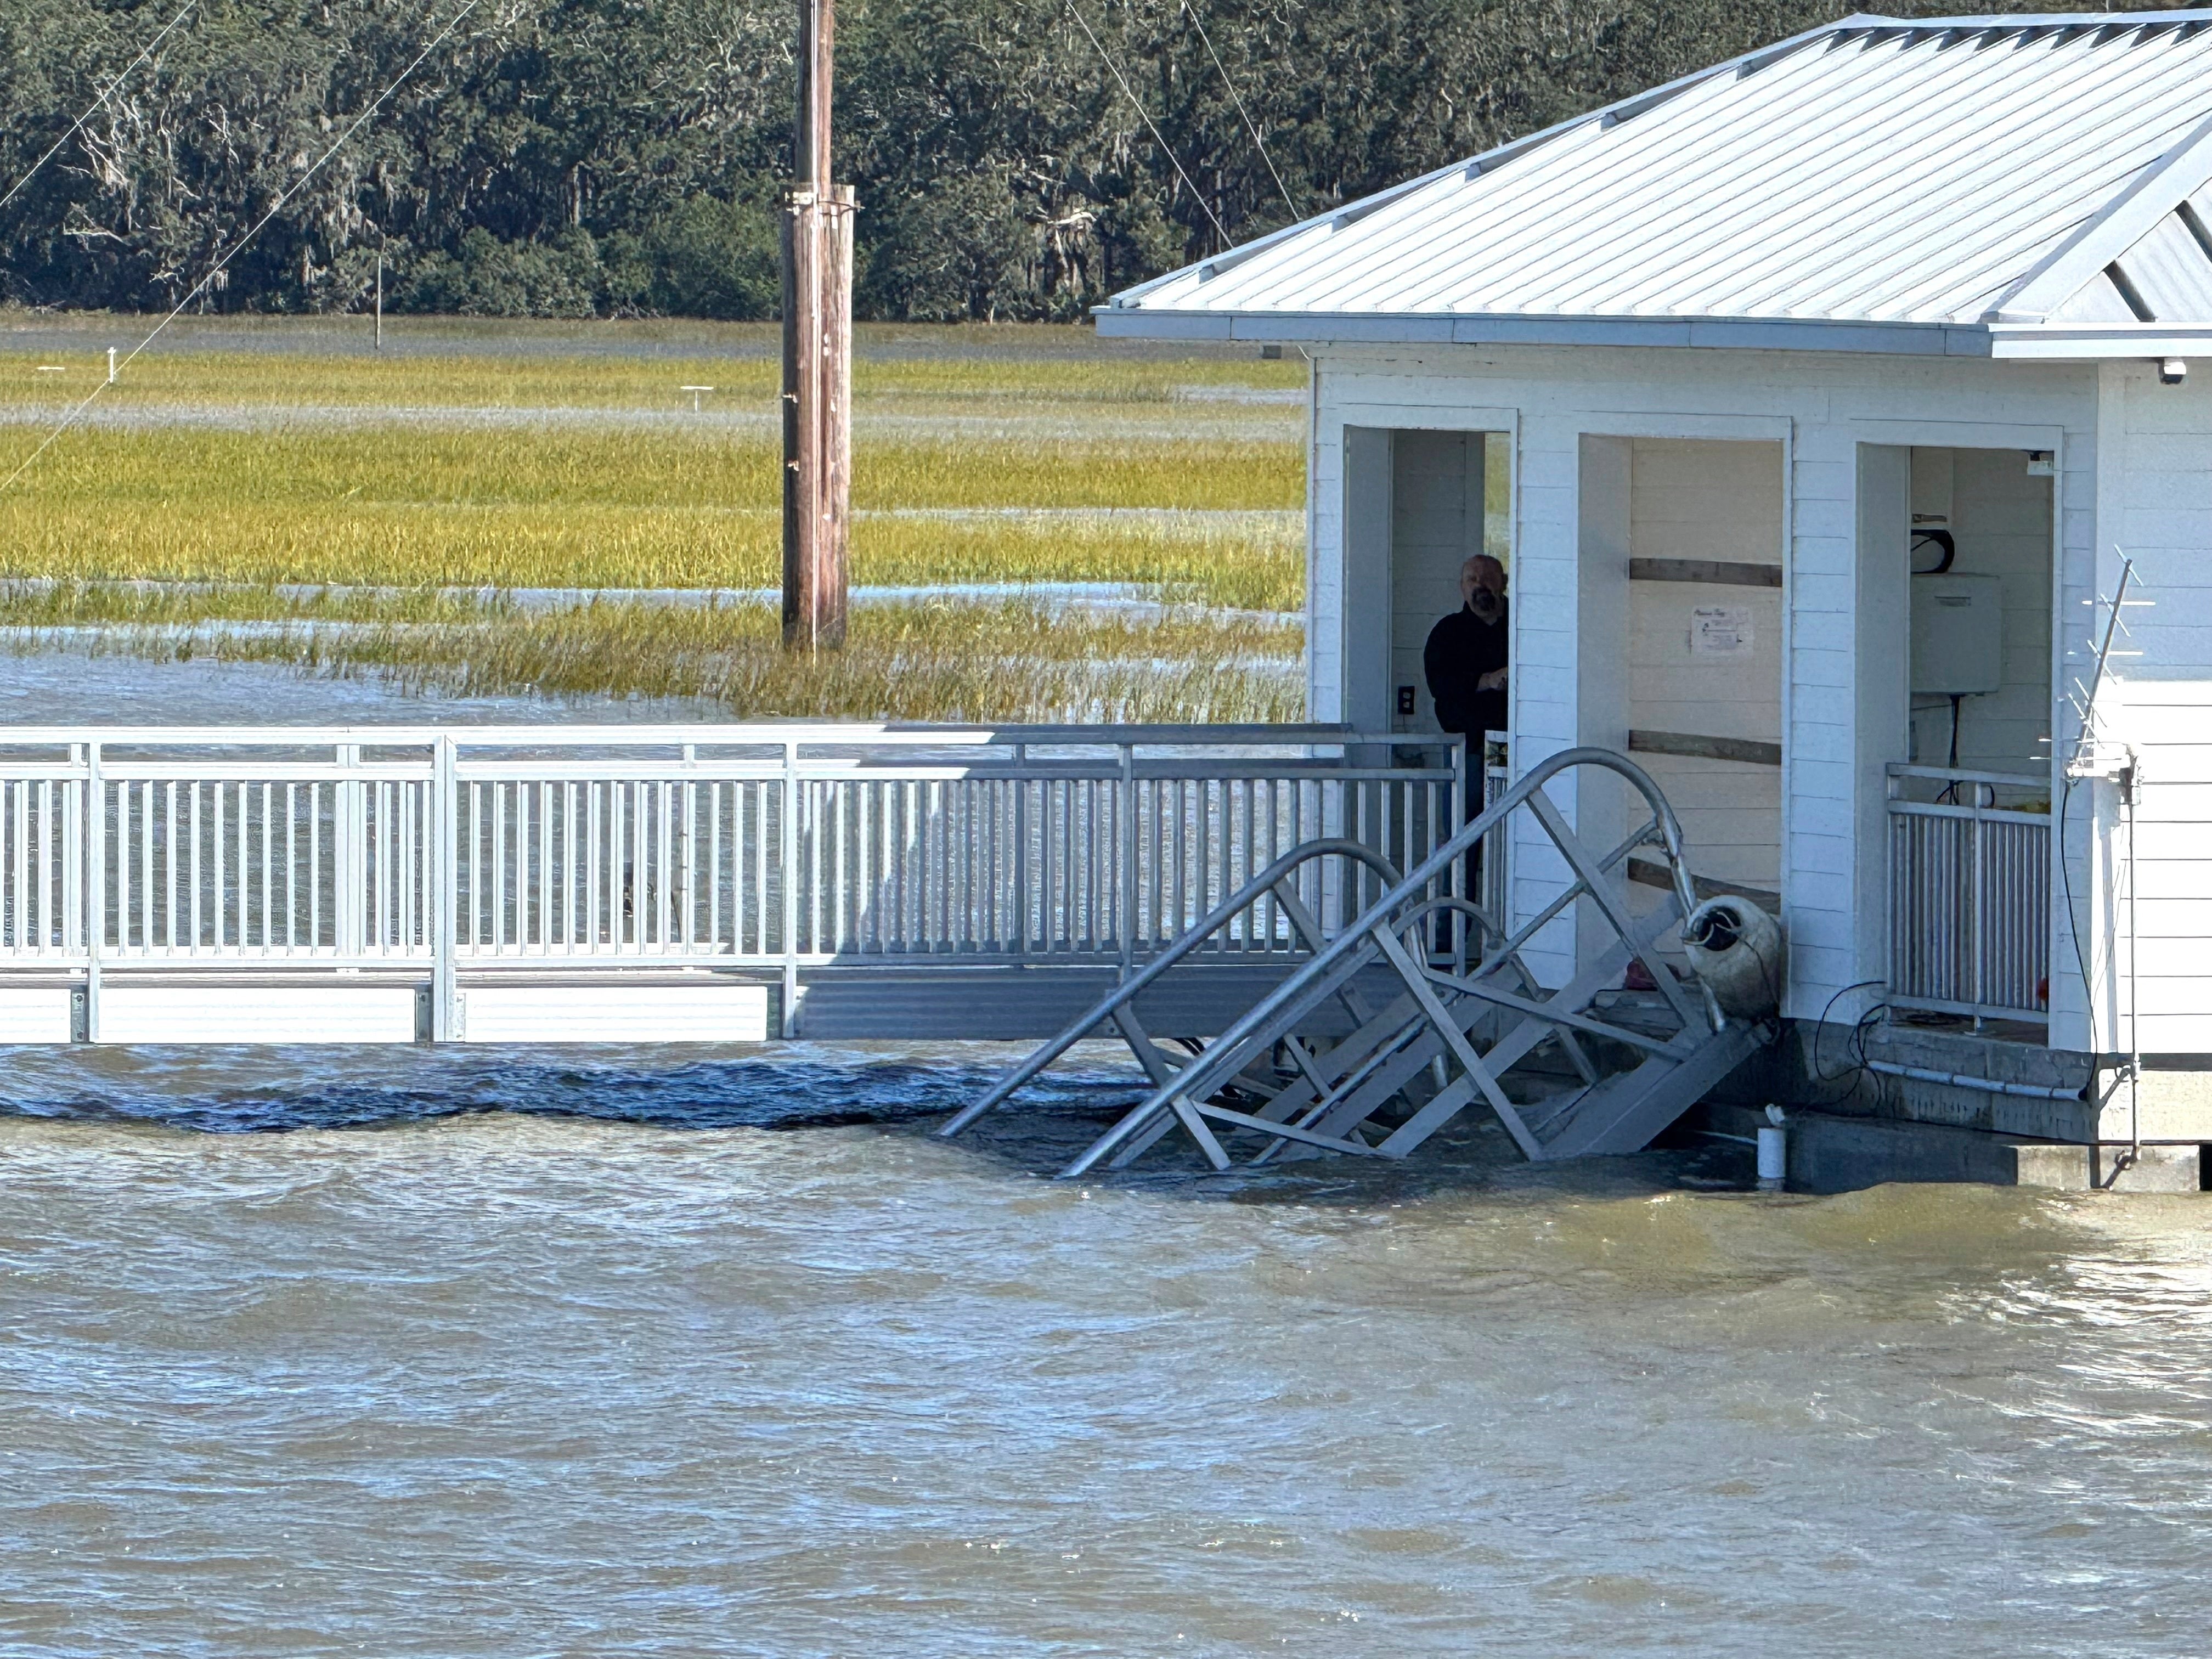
left=1886, top=763, right=2051, bottom=1021
left=0, top=724, right=1464, bottom=1038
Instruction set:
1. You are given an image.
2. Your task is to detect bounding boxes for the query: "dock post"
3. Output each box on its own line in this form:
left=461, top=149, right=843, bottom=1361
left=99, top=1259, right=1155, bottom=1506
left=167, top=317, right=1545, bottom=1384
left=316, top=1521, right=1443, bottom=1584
left=432, top=735, right=458, bottom=1040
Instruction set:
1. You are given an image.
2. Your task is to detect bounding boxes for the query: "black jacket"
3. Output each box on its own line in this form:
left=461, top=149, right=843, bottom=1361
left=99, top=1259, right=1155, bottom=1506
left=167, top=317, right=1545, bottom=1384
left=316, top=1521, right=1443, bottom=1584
left=1423, top=600, right=1509, bottom=737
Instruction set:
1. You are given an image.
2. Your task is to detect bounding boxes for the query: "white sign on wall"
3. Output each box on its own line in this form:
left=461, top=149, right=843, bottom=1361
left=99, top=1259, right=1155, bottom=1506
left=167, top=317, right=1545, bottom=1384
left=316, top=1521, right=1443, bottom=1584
left=1690, top=606, right=1753, bottom=657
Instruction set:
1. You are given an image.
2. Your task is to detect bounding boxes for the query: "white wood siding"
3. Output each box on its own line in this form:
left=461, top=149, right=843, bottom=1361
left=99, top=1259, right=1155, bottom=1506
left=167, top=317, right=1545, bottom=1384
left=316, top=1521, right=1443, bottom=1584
left=2099, top=363, right=2212, bottom=1052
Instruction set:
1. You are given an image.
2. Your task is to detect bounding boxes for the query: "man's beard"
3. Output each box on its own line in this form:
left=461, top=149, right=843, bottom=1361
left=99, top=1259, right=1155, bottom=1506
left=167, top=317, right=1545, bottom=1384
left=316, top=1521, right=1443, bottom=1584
left=1468, top=590, right=1502, bottom=623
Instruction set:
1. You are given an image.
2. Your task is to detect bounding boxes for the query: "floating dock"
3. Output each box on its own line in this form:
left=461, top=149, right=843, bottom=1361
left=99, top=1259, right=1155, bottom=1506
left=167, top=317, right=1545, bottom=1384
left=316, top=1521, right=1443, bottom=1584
left=0, top=723, right=1471, bottom=1046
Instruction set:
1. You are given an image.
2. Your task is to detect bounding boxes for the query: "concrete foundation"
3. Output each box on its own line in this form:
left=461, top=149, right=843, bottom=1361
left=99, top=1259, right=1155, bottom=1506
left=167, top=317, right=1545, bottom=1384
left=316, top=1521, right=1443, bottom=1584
left=1686, top=1012, right=2212, bottom=1191
left=1697, top=1101, right=2204, bottom=1193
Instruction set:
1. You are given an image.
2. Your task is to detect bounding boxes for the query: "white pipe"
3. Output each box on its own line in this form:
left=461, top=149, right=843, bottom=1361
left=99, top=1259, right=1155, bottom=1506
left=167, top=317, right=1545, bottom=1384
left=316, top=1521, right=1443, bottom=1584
left=1756, top=1121, right=1787, bottom=1191
left=1862, top=1058, right=2085, bottom=1101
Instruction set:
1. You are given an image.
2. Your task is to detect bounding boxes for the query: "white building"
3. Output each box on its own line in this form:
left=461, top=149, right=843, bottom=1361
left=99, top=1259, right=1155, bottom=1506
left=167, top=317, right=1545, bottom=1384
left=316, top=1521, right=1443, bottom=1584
left=1099, top=9, right=2212, bottom=1173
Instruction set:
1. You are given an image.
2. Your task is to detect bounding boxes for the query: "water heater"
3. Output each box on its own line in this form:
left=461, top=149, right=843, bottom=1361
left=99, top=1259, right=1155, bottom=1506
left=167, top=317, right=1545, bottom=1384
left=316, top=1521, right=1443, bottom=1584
left=1911, top=574, right=2004, bottom=696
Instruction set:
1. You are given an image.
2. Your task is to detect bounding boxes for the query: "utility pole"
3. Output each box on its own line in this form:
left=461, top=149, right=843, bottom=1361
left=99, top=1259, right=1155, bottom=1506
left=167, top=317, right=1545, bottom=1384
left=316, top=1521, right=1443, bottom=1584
left=780, top=0, right=853, bottom=652
left=375, top=250, right=384, bottom=351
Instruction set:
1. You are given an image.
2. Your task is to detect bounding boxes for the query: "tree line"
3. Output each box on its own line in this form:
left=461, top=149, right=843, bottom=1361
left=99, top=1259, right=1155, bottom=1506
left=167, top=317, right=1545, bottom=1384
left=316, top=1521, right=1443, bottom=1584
left=0, top=0, right=2114, bottom=321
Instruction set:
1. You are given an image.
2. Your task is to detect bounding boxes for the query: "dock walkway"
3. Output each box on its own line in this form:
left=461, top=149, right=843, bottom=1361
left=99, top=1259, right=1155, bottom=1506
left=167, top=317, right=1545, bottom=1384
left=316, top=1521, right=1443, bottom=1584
left=0, top=723, right=1470, bottom=1045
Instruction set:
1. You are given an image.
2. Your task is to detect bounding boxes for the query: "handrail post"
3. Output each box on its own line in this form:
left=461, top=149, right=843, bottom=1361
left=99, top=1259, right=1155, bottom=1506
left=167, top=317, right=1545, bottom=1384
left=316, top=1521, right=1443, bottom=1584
left=1970, top=796, right=1987, bottom=1024
left=1013, top=741, right=1030, bottom=958
left=83, top=741, right=101, bottom=1042
left=781, top=738, right=800, bottom=1036
left=679, top=742, right=696, bottom=951
left=1119, top=740, right=1137, bottom=981
left=334, top=742, right=361, bottom=960
left=1884, top=768, right=1899, bottom=1002
left=1453, top=737, right=1470, bottom=974
left=433, top=735, right=458, bottom=1041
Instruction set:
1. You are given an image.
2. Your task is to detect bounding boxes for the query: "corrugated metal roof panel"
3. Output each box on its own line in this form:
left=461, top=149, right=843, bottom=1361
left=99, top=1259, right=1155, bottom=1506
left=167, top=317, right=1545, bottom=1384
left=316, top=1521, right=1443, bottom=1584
left=1108, top=11, right=2212, bottom=349
left=2053, top=272, right=2140, bottom=323
left=2115, top=205, right=2212, bottom=318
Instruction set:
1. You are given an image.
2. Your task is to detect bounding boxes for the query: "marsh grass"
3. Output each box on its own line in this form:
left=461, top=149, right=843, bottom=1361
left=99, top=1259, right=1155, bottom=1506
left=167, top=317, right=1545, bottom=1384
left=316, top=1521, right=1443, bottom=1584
left=0, top=321, right=1311, bottom=718
left=0, top=352, right=1305, bottom=607
left=0, top=333, right=1305, bottom=413
left=29, top=596, right=1305, bottom=723
left=0, top=495, right=1303, bottom=609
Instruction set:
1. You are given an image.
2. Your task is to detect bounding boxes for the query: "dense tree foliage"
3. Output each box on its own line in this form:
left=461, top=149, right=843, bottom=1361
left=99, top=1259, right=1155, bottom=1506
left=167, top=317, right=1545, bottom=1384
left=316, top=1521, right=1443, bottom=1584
left=0, top=0, right=2147, bottom=320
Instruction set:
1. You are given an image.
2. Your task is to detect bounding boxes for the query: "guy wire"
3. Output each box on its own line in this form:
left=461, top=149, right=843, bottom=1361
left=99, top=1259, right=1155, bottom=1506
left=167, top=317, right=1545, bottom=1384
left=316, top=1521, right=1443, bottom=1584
left=1065, top=0, right=1229, bottom=242
left=0, top=0, right=201, bottom=217
left=1180, top=0, right=1297, bottom=219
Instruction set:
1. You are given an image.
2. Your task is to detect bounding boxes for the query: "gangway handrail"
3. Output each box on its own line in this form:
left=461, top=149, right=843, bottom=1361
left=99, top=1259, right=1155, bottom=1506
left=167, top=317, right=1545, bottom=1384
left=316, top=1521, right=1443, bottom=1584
left=1051, top=746, right=1713, bottom=1177
left=935, top=837, right=1405, bottom=1138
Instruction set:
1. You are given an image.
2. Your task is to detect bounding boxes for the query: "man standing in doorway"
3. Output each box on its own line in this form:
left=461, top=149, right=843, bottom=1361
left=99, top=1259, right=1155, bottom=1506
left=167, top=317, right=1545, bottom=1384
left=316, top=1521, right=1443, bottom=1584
left=1425, top=554, right=1508, bottom=939
left=1424, top=554, right=1509, bottom=748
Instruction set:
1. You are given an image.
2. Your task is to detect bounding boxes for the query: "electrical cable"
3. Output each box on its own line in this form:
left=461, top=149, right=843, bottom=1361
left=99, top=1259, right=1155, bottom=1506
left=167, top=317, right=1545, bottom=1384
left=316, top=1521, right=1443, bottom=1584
left=1909, top=528, right=1955, bottom=575
left=0, top=0, right=200, bottom=218
left=2056, top=563, right=2138, bottom=1056
left=1178, top=0, right=1297, bottom=219
left=0, top=0, right=479, bottom=500
left=1934, top=692, right=1966, bottom=804
left=1064, top=0, right=1229, bottom=242
left=1806, top=977, right=1886, bottom=1097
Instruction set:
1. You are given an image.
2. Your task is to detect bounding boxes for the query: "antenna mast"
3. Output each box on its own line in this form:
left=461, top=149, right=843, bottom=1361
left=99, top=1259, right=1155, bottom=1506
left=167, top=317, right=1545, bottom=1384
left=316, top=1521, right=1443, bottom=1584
left=781, top=0, right=853, bottom=652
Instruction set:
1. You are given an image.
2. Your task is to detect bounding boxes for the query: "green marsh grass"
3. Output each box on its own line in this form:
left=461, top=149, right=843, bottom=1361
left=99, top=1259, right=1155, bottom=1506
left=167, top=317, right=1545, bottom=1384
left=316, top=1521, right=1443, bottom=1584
left=26, top=595, right=1304, bottom=724
left=0, top=346, right=1305, bottom=608
left=0, top=325, right=1306, bottom=414
left=0, top=320, right=1310, bottom=716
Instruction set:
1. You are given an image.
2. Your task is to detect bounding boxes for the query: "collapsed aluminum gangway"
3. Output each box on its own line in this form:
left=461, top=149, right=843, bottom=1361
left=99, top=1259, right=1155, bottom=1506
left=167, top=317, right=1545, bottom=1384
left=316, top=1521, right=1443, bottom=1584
left=940, top=748, right=1772, bottom=1175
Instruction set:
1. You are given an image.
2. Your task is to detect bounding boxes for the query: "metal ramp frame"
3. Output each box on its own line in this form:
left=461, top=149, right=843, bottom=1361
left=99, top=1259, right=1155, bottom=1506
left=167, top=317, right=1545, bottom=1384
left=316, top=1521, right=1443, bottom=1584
left=941, top=747, right=1772, bottom=1175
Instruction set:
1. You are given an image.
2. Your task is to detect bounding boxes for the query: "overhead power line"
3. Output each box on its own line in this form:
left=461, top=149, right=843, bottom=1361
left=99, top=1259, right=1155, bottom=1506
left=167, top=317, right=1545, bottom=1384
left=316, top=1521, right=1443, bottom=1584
left=0, top=0, right=482, bottom=500
left=1180, top=0, right=1297, bottom=219
left=0, top=0, right=201, bottom=218
left=1063, top=0, right=1228, bottom=243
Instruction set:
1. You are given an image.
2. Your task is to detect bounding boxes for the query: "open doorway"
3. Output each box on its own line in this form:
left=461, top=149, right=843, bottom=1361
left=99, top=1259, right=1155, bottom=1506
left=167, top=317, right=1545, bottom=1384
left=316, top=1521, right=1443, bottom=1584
left=1575, top=435, right=1786, bottom=963
left=1387, top=430, right=1511, bottom=741
left=1622, top=439, right=1786, bottom=904
left=1905, top=446, right=2053, bottom=780
left=1863, top=442, right=2056, bottom=1025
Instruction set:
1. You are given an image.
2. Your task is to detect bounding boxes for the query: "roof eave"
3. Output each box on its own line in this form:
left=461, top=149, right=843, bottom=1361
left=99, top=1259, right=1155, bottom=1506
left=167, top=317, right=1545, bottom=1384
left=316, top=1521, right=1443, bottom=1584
left=1093, top=308, right=1995, bottom=357
left=1989, top=323, right=2212, bottom=357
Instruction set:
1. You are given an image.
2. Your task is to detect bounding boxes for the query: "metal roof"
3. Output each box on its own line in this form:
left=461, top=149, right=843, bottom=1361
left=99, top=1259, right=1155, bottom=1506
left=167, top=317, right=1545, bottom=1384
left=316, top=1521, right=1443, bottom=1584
left=1100, top=10, right=2212, bottom=357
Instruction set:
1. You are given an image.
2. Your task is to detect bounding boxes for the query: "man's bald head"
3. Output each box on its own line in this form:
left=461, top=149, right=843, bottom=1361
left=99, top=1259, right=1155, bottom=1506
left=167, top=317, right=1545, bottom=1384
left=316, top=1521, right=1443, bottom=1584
left=1460, top=555, right=1506, bottom=615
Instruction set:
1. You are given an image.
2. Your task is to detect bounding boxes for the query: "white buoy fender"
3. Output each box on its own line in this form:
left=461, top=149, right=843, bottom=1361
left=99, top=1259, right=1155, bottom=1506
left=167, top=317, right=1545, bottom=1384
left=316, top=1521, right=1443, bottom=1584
left=1681, top=895, right=1784, bottom=1019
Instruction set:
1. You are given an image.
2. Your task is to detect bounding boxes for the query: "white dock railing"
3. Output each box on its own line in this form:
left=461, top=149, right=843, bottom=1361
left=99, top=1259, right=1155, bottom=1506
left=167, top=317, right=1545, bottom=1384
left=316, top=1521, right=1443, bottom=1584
left=0, top=725, right=1465, bottom=1041
left=1886, top=763, right=2051, bottom=1021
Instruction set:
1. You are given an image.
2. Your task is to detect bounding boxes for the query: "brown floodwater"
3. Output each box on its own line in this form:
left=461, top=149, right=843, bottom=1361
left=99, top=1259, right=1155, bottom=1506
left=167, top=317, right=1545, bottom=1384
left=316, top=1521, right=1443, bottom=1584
left=1, top=1037, right=2209, bottom=1657
left=1, top=657, right=2209, bottom=1654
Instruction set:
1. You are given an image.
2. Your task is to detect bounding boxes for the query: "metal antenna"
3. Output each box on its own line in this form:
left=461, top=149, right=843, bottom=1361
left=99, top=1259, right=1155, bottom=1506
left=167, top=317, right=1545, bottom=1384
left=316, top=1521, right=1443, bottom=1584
left=2066, top=552, right=2144, bottom=777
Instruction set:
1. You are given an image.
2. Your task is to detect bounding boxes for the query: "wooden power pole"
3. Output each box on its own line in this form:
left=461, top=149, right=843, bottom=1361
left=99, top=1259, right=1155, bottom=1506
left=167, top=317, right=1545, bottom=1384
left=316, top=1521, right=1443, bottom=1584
left=781, top=0, right=853, bottom=652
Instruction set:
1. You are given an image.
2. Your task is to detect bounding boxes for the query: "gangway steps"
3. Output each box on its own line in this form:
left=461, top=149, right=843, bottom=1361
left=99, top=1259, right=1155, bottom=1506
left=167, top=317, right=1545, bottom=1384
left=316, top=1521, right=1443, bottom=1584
left=943, top=746, right=1776, bottom=1177
left=1522, top=1019, right=1769, bottom=1160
